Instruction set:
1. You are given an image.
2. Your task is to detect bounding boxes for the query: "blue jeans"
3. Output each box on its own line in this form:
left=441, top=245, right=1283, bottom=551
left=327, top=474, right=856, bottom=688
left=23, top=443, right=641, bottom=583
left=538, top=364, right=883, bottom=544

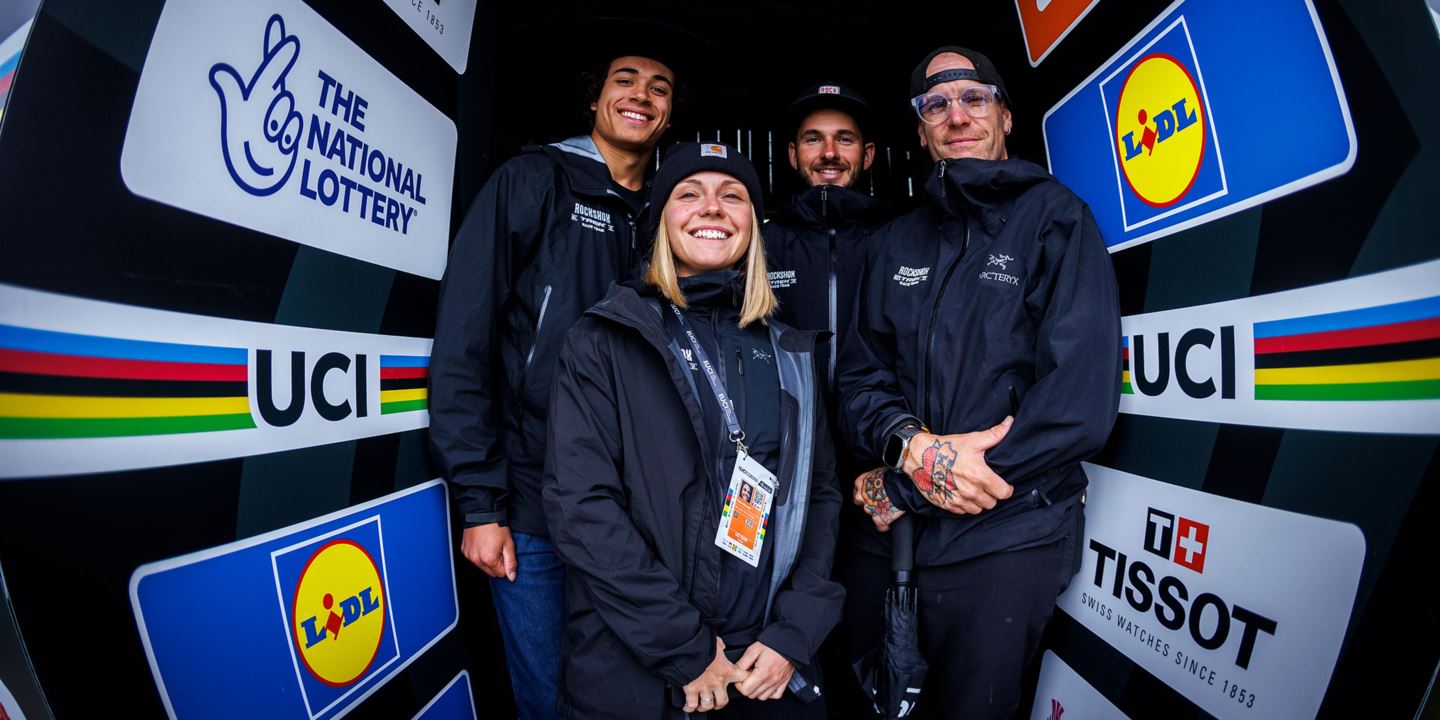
left=490, top=530, right=566, bottom=720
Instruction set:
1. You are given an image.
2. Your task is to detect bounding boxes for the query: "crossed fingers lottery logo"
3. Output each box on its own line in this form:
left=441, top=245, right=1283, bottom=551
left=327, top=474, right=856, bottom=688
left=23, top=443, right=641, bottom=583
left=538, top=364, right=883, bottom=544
left=210, top=14, right=303, bottom=197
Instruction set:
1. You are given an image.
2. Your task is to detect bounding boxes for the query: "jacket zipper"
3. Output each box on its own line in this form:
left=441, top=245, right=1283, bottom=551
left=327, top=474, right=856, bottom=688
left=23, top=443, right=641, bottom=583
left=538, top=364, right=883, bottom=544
left=517, top=284, right=553, bottom=420
left=827, top=227, right=838, bottom=391
left=921, top=222, right=969, bottom=424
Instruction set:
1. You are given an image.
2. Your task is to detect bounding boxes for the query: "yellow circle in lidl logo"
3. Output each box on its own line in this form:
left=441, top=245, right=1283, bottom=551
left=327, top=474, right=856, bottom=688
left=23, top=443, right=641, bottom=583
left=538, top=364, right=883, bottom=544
left=291, top=539, right=386, bottom=687
left=1115, top=53, right=1206, bottom=208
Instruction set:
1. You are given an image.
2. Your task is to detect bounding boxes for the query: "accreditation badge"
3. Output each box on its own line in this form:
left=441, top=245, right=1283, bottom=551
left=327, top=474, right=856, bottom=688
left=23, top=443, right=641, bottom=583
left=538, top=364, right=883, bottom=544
left=713, top=449, right=777, bottom=567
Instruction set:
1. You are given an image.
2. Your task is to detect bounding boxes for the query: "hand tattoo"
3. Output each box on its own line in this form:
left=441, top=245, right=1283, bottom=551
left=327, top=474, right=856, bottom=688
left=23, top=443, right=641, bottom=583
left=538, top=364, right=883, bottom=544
left=861, top=468, right=904, bottom=525
left=914, top=440, right=961, bottom=506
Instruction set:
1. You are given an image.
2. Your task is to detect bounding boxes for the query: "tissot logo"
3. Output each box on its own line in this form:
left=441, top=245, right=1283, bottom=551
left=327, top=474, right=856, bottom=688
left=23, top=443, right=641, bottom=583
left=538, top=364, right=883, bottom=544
left=1145, top=508, right=1209, bottom=574
left=1060, top=464, right=1365, bottom=719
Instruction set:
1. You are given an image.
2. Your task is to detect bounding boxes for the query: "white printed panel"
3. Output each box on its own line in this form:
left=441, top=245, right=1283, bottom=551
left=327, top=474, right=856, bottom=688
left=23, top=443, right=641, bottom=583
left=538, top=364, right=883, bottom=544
left=0, top=283, right=431, bottom=478
left=1120, top=258, right=1440, bottom=434
left=381, top=0, right=477, bottom=74
left=1028, top=650, right=1128, bottom=720
left=1059, top=464, right=1364, bottom=719
left=121, top=0, right=456, bottom=279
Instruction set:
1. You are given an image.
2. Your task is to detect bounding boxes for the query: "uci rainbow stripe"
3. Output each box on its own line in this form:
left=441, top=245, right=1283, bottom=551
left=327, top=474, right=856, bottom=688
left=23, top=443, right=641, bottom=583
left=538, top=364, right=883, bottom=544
left=0, top=325, right=255, bottom=438
left=1252, top=296, right=1440, bottom=401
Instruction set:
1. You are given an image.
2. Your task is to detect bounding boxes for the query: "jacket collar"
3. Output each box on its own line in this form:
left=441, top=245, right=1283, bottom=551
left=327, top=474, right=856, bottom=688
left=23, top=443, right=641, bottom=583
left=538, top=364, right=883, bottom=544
left=529, top=134, right=640, bottom=200
left=774, top=184, right=886, bottom=229
left=924, top=157, right=1053, bottom=236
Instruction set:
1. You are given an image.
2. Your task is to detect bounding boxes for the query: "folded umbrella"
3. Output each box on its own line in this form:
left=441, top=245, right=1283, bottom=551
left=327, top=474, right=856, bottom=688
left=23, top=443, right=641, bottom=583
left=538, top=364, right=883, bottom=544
left=854, top=514, right=928, bottom=719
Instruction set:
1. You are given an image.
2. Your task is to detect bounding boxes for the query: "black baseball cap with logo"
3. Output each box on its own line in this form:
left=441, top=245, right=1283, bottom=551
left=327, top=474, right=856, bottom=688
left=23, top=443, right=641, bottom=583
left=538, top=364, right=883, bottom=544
left=784, top=82, right=873, bottom=139
left=909, top=45, right=1011, bottom=107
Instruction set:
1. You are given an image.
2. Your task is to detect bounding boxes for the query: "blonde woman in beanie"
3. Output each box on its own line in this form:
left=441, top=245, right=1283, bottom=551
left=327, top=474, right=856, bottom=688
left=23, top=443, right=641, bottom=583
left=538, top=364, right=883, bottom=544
left=542, top=143, right=843, bottom=719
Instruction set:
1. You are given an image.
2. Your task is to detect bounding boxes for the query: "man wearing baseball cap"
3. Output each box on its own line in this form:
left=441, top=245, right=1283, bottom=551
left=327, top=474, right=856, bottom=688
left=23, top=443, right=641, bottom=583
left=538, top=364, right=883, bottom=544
left=836, top=46, right=1121, bottom=718
left=765, top=82, right=891, bottom=398
left=430, top=46, right=677, bottom=719
left=762, top=81, right=898, bottom=715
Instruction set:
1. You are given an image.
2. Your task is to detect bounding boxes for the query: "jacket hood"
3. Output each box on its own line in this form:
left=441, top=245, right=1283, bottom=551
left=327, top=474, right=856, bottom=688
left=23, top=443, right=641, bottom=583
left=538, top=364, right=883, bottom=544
left=774, top=184, right=889, bottom=229
left=529, top=135, right=639, bottom=198
left=924, top=157, right=1056, bottom=234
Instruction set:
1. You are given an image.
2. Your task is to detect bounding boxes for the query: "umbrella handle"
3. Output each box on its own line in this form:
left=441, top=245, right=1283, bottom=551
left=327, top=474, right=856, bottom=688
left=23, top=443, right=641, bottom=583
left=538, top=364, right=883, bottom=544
left=891, top=514, right=916, bottom=583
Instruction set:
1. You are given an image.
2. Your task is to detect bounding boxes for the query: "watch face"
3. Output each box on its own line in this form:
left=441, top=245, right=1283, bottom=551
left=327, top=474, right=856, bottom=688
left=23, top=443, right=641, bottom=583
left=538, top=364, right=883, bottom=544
left=884, top=434, right=904, bottom=469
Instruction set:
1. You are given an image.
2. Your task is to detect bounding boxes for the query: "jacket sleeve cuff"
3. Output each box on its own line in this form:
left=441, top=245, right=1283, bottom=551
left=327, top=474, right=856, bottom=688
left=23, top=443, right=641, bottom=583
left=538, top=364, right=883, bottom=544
left=661, top=627, right=717, bottom=688
left=756, top=624, right=812, bottom=669
left=883, top=470, right=921, bottom=513
left=464, top=510, right=507, bottom=527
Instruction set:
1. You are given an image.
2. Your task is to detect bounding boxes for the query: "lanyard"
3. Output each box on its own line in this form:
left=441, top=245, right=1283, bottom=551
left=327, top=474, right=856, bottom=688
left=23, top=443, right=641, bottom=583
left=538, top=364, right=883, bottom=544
left=668, top=303, right=746, bottom=452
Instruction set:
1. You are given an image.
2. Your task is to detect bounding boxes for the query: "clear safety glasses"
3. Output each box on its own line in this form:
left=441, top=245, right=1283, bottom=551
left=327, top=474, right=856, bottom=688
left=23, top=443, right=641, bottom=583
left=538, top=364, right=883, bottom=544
left=910, top=84, right=1002, bottom=124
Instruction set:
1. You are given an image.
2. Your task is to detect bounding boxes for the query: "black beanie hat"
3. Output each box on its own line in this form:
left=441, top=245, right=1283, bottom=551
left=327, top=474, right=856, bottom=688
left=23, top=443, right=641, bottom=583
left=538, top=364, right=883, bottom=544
left=908, top=46, right=1010, bottom=104
left=648, top=142, right=764, bottom=220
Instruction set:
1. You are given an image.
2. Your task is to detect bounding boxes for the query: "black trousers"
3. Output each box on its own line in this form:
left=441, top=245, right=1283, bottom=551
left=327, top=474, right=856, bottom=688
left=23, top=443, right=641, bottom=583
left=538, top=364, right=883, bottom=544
left=826, top=536, right=1076, bottom=720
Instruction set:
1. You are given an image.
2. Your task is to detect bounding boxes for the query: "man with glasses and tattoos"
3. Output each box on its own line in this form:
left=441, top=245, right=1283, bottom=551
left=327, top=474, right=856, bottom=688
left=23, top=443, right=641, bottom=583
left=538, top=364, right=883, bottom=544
left=835, top=46, right=1120, bottom=719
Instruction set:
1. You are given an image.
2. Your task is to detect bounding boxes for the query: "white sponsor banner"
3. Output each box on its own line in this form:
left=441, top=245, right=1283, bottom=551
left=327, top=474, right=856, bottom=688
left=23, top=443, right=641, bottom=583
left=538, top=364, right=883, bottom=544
left=1120, top=258, right=1440, bottom=434
left=1028, top=650, right=1128, bottom=720
left=0, top=283, right=431, bottom=478
left=121, top=0, right=456, bottom=279
left=381, top=0, right=477, bottom=74
left=1060, top=464, right=1364, bottom=720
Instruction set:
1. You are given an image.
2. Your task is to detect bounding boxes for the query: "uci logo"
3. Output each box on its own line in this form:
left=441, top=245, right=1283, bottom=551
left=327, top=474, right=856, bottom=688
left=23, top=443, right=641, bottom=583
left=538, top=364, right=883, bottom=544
left=290, top=539, right=387, bottom=687
left=1114, top=53, right=1206, bottom=208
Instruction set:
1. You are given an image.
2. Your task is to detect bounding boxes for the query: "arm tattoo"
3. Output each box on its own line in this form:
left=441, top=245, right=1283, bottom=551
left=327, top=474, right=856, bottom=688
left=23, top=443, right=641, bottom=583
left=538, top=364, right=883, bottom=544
left=914, top=440, right=961, bottom=506
left=861, top=468, right=904, bottom=524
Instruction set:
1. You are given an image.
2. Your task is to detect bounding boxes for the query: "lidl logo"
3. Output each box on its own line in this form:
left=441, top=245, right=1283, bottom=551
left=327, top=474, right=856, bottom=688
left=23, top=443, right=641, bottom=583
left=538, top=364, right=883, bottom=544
left=273, top=517, right=399, bottom=717
left=291, top=539, right=387, bottom=687
left=1044, top=0, right=1355, bottom=252
left=131, top=481, right=457, bottom=720
left=1100, top=19, right=1226, bottom=231
left=1114, top=54, right=1205, bottom=207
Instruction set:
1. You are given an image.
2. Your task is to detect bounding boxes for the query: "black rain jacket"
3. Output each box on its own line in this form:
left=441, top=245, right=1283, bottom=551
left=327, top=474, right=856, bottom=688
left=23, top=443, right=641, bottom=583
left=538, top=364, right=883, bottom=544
left=543, top=274, right=844, bottom=719
left=838, top=157, right=1121, bottom=566
left=764, top=184, right=893, bottom=394
left=430, top=136, right=646, bottom=535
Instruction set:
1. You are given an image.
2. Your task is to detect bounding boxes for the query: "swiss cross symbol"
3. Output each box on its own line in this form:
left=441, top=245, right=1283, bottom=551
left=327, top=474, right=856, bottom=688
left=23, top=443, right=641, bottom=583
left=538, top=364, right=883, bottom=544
left=1172, top=517, right=1209, bottom=573
left=1143, top=507, right=1209, bottom=574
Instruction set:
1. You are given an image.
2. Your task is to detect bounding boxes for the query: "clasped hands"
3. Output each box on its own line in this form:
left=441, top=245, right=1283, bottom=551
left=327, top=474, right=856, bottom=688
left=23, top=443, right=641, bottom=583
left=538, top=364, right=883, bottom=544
left=853, top=416, right=1015, bottom=531
left=681, top=637, right=794, bottom=712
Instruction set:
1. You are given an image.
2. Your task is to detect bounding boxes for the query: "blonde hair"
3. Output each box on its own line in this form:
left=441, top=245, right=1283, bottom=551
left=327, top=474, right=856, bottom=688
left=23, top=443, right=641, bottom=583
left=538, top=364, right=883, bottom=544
left=646, top=209, right=777, bottom=327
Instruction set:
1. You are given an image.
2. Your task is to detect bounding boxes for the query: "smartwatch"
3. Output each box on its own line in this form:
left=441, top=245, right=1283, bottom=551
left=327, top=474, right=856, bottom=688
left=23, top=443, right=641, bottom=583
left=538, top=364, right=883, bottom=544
left=883, top=423, right=926, bottom=470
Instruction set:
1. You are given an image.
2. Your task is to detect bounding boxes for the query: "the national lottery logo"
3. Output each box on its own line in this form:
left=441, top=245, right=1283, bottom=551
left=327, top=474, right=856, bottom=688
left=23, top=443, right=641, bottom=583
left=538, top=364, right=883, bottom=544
left=1100, top=18, right=1227, bottom=231
left=209, top=14, right=428, bottom=234
left=291, top=539, right=387, bottom=687
left=1144, top=507, right=1210, bottom=573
